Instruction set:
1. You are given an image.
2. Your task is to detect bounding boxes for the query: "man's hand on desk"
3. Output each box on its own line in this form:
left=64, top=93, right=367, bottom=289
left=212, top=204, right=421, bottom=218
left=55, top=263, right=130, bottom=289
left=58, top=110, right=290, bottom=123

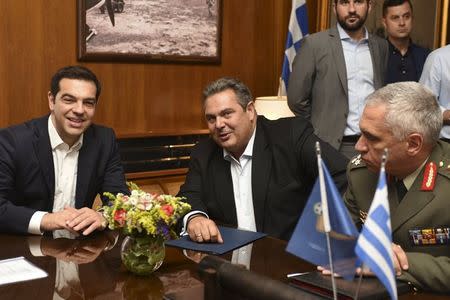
left=41, top=207, right=107, bottom=235
left=317, top=243, right=410, bottom=277
left=66, top=207, right=107, bottom=235
left=187, top=215, right=223, bottom=244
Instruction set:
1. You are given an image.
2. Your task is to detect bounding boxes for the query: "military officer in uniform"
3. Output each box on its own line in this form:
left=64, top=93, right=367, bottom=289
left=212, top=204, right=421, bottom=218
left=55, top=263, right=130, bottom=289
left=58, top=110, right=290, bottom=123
left=344, top=82, right=450, bottom=293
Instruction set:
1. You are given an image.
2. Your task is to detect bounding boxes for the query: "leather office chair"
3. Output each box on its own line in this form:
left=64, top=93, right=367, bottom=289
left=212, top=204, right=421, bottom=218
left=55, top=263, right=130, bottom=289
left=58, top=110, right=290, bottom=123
left=198, top=255, right=318, bottom=300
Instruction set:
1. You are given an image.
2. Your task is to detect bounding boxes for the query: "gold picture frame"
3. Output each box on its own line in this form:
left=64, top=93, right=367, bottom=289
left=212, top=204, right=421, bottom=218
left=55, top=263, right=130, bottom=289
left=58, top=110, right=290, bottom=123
left=77, top=0, right=222, bottom=63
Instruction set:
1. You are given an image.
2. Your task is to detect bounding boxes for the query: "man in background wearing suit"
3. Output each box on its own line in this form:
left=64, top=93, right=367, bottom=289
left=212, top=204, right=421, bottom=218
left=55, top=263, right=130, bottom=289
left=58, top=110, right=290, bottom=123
left=288, top=0, right=388, bottom=159
left=382, top=0, right=430, bottom=84
left=0, top=65, right=128, bottom=235
left=344, top=82, right=449, bottom=293
left=178, top=77, right=348, bottom=242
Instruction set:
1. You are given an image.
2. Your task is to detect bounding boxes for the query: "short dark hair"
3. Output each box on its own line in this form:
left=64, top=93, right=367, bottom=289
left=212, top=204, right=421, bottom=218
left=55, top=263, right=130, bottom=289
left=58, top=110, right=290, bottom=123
left=382, top=0, right=412, bottom=17
left=50, top=65, right=101, bottom=100
left=202, top=77, right=253, bottom=110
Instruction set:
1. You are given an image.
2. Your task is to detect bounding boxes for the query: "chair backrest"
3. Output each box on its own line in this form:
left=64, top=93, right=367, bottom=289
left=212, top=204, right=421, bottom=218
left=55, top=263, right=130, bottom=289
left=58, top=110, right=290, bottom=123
left=198, top=255, right=318, bottom=300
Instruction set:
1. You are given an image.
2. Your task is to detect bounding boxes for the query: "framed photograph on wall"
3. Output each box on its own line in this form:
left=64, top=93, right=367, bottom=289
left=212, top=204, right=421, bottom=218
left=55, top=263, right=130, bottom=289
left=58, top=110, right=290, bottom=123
left=77, top=0, right=222, bottom=63
left=316, top=0, right=448, bottom=49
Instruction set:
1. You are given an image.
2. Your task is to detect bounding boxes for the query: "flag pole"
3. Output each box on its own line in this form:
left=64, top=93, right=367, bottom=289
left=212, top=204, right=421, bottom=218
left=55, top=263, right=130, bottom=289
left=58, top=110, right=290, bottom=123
left=353, top=148, right=389, bottom=300
left=315, top=142, right=337, bottom=300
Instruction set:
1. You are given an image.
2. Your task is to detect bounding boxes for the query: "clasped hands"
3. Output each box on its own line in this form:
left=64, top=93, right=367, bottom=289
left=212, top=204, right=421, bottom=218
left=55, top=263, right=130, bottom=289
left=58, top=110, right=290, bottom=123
left=318, top=243, right=409, bottom=277
left=41, top=206, right=107, bottom=236
left=186, top=215, right=223, bottom=243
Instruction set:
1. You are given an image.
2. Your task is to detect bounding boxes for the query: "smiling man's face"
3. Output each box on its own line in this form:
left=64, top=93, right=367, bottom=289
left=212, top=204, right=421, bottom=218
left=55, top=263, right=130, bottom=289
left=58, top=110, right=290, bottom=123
left=204, top=89, right=256, bottom=159
left=48, top=78, right=97, bottom=147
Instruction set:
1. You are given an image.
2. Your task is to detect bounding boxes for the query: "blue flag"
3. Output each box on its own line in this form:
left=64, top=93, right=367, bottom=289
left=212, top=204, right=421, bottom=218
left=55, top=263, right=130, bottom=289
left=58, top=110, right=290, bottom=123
left=355, top=165, right=397, bottom=300
left=287, top=160, right=359, bottom=280
left=280, top=0, right=309, bottom=96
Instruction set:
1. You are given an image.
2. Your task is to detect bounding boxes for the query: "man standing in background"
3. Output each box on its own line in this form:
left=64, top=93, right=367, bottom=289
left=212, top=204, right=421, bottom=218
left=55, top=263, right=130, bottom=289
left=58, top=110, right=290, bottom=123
left=420, top=45, right=450, bottom=143
left=288, top=0, right=388, bottom=159
left=382, top=0, right=430, bottom=84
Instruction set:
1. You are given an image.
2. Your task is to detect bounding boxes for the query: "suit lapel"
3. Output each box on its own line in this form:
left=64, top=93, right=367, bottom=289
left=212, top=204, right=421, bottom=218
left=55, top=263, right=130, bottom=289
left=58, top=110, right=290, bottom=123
left=34, top=117, right=55, bottom=209
left=391, top=191, right=434, bottom=232
left=211, top=149, right=237, bottom=224
left=368, top=34, right=382, bottom=88
left=391, top=145, right=443, bottom=232
left=329, top=28, right=348, bottom=97
left=75, top=127, right=97, bottom=208
left=251, top=120, right=272, bottom=232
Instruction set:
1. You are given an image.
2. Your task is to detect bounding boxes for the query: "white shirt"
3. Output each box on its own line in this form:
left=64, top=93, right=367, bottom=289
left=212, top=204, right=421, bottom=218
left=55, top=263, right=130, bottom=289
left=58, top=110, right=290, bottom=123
left=181, top=126, right=257, bottom=234
left=223, top=128, right=257, bottom=232
left=419, top=45, right=450, bottom=138
left=27, top=117, right=83, bottom=234
left=337, top=24, right=375, bottom=136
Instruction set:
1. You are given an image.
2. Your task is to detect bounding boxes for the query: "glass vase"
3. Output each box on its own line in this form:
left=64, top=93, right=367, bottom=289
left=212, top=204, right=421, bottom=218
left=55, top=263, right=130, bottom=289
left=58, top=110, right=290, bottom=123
left=120, top=235, right=165, bottom=275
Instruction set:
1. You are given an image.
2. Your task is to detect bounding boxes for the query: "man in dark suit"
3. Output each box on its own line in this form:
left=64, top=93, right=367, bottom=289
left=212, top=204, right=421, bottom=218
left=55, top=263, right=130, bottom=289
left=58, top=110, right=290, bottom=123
left=344, top=82, right=449, bottom=293
left=178, top=77, right=348, bottom=242
left=287, top=0, right=388, bottom=159
left=382, top=0, right=430, bottom=84
left=0, top=65, right=128, bottom=235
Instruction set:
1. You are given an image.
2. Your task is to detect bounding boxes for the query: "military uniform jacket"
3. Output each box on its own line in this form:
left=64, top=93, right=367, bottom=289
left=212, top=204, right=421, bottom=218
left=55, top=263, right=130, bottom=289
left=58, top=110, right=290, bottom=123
left=344, top=141, right=450, bottom=293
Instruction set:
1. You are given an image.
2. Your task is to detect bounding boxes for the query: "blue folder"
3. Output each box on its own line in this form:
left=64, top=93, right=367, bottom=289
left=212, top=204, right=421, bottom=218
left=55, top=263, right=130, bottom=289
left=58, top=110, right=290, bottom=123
left=165, top=226, right=267, bottom=255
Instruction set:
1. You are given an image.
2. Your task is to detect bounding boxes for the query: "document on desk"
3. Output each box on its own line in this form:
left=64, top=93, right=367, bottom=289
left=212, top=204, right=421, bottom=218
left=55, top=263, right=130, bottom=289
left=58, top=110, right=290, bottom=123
left=165, top=226, right=266, bottom=255
left=0, top=256, right=48, bottom=286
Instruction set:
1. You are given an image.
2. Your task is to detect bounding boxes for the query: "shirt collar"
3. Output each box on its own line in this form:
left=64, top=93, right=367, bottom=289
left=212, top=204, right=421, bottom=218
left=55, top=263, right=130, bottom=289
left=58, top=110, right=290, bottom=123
left=387, top=38, right=412, bottom=55
left=48, top=116, right=83, bottom=151
left=223, top=125, right=257, bottom=160
left=403, top=157, right=429, bottom=190
left=337, top=23, right=368, bottom=42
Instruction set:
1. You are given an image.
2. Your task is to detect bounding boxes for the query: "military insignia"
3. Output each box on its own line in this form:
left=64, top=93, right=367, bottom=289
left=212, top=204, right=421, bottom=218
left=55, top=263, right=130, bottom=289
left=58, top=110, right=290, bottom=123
left=359, top=210, right=368, bottom=224
left=351, top=154, right=362, bottom=166
left=420, top=162, right=437, bottom=191
left=409, top=227, right=449, bottom=246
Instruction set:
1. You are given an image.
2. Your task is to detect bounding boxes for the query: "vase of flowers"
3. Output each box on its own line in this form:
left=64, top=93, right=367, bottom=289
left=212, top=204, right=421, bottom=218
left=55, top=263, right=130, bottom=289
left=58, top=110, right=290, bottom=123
left=120, top=234, right=165, bottom=275
left=101, top=183, right=191, bottom=275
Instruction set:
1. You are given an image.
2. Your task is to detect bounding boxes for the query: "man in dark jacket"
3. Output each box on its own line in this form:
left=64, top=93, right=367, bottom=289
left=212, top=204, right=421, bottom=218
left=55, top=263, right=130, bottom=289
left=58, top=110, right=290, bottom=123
left=178, top=77, right=348, bottom=242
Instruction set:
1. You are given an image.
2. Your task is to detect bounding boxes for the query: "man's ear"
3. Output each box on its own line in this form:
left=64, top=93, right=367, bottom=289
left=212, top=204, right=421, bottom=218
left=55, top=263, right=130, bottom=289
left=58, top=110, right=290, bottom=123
left=406, top=133, right=423, bottom=156
left=48, top=92, right=55, bottom=110
left=246, top=101, right=257, bottom=120
left=381, top=17, right=387, bottom=30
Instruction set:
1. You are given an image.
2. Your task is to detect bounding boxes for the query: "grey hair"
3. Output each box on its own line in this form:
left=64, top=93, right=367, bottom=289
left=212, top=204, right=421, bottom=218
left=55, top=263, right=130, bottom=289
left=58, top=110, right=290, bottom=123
left=202, top=77, right=253, bottom=110
left=365, top=82, right=442, bottom=145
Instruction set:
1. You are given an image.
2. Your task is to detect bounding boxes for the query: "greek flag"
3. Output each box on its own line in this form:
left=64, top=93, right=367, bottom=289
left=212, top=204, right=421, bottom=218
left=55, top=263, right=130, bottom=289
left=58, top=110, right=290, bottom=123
left=355, top=165, right=397, bottom=300
left=280, top=0, right=309, bottom=96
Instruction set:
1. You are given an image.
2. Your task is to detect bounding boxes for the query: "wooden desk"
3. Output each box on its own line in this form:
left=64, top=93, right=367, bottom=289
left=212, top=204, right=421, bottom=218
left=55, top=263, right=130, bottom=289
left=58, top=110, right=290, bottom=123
left=0, top=232, right=445, bottom=299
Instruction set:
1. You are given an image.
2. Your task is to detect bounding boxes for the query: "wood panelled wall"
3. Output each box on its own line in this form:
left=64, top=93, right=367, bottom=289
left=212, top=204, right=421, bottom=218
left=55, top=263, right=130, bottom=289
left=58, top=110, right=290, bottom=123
left=0, top=1, right=320, bottom=136
left=6, top=1, right=447, bottom=134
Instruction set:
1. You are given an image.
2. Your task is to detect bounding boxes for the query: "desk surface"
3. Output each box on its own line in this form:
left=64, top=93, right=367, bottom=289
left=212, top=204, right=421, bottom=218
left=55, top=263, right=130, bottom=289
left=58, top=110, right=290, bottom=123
left=0, top=232, right=446, bottom=299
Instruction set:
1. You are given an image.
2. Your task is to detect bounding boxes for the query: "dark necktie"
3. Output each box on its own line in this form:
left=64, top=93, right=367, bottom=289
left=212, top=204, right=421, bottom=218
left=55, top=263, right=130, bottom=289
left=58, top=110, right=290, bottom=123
left=395, top=179, right=408, bottom=202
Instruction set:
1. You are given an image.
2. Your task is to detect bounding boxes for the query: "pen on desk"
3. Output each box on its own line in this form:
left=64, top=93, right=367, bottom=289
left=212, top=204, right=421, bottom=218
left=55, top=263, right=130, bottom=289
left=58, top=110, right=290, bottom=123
left=287, top=272, right=309, bottom=278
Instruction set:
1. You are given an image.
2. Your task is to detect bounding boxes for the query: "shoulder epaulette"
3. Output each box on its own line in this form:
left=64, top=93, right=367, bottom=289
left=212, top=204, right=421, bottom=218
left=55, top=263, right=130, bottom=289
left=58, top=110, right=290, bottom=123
left=349, top=154, right=366, bottom=170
